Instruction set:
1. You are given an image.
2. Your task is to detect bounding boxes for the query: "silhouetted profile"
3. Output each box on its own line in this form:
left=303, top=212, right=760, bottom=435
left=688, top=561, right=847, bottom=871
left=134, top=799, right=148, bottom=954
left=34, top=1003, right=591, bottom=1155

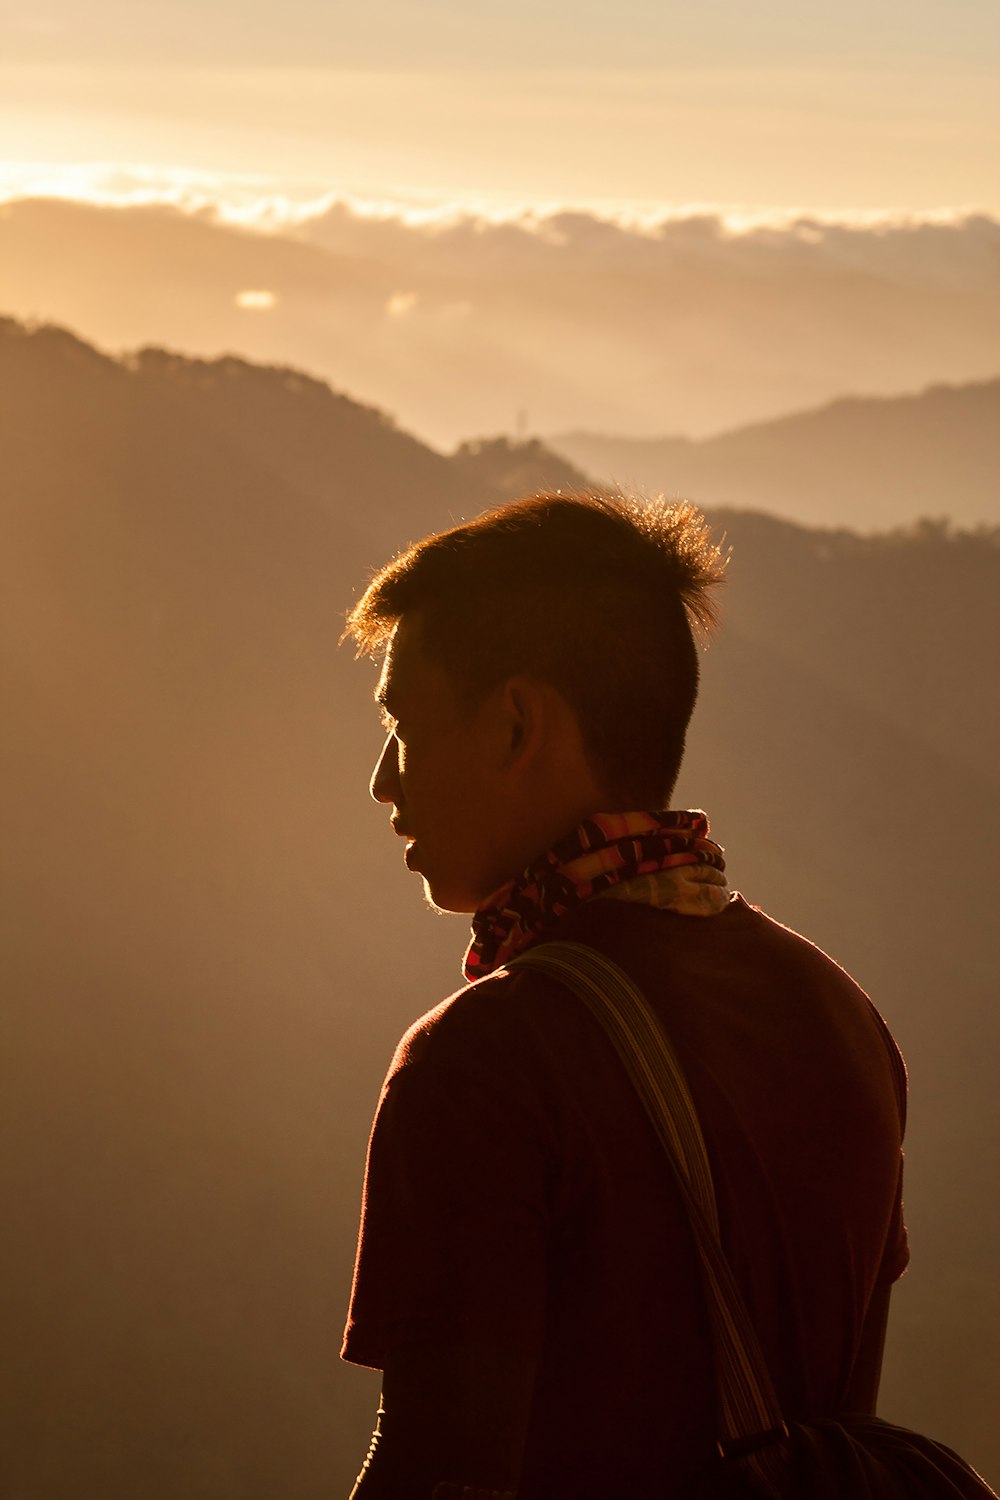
left=340, top=494, right=908, bottom=1498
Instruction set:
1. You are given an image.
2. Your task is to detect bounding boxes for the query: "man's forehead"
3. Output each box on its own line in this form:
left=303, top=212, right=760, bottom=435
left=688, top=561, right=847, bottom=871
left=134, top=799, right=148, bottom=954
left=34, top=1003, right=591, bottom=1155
left=374, top=622, right=400, bottom=708
left=374, top=614, right=431, bottom=708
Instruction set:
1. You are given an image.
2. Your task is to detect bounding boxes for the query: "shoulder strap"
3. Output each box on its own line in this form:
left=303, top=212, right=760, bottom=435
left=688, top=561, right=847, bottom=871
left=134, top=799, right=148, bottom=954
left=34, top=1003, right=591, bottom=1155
left=509, top=939, right=789, bottom=1485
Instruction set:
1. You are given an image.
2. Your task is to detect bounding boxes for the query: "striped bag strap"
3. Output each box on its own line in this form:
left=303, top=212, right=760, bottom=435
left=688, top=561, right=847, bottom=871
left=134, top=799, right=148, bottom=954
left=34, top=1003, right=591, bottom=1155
left=510, top=939, right=790, bottom=1492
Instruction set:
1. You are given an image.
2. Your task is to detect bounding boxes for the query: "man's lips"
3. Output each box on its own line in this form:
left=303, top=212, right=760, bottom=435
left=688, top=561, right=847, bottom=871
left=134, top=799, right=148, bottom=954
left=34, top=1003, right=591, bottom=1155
left=391, top=820, right=419, bottom=868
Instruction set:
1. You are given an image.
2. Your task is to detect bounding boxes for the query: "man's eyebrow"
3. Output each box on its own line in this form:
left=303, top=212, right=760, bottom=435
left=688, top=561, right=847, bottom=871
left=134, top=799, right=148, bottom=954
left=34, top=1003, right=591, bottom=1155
left=374, top=685, right=399, bottom=729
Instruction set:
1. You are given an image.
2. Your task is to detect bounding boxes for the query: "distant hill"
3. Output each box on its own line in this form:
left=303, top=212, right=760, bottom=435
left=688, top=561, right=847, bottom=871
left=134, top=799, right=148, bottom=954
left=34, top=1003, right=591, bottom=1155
left=452, top=434, right=594, bottom=498
left=549, top=378, right=1000, bottom=531
left=2, top=319, right=999, bottom=1498
left=0, top=316, right=498, bottom=554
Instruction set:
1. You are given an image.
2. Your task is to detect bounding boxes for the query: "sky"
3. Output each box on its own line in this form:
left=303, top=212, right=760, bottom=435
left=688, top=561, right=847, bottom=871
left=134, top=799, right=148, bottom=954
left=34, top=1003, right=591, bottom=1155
left=2, top=0, right=997, bottom=214
left=1, top=0, right=998, bottom=443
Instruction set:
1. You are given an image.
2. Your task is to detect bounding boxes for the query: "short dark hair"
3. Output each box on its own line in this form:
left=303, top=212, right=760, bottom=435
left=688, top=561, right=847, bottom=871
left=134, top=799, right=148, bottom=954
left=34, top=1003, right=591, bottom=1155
left=344, top=493, right=726, bottom=805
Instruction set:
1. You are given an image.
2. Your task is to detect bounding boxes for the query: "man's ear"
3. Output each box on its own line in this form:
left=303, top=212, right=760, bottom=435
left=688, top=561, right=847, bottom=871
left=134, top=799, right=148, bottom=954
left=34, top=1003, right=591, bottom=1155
left=499, top=677, right=543, bottom=764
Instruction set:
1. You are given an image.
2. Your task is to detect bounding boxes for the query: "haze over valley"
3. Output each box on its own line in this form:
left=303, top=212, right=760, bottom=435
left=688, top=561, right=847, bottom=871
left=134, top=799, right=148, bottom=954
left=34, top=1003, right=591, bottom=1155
left=550, top=376, right=1000, bottom=531
left=3, top=194, right=999, bottom=460
left=2, top=320, right=998, bottom=1497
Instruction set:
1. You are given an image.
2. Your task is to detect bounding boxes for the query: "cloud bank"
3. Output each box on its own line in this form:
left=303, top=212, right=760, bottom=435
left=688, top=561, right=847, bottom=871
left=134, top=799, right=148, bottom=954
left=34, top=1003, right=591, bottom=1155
left=1, top=189, right=997, bottom=444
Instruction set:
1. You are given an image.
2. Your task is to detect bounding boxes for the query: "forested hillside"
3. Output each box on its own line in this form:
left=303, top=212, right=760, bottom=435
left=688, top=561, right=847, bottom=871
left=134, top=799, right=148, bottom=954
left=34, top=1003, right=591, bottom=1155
left=3, top=319, right=998, bottom=1498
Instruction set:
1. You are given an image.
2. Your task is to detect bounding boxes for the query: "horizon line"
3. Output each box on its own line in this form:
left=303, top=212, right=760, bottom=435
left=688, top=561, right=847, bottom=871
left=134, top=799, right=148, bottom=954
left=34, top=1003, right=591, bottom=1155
left=0, top=163, right=995, bottom=235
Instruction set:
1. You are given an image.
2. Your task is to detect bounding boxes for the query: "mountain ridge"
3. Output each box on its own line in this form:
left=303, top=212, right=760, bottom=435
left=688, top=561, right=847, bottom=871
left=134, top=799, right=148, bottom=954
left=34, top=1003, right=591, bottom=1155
left=548, top=375, right=1000, bottom=531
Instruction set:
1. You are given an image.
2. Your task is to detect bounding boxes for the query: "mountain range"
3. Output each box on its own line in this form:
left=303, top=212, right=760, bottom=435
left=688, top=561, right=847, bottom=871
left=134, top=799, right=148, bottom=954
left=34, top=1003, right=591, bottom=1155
left=3, top=199, right=999, bottom=448
left=550, top=376, right=1000, bottom=531
left=2, top=318, right=999, bottom=1498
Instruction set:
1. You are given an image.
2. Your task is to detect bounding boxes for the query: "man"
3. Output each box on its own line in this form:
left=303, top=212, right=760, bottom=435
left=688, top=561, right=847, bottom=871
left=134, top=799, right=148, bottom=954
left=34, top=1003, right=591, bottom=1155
left=341, top=494, right=908, bottom=1500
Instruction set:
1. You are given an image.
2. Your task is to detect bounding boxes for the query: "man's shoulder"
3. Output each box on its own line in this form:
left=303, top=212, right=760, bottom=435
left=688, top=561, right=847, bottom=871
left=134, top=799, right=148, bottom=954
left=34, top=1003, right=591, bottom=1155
left=572, top=891, right=874, bottom=994
left=386, top=963, right=557, bottom=1078
left=564, top=894, right=905, bottom=1065
left=381, top=896, right=906, bottom=1118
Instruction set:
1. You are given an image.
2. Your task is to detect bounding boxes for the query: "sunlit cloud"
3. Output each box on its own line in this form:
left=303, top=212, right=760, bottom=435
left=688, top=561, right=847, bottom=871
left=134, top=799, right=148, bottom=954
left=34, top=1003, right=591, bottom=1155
left=235, top=289, right=277, bottom=310
left=0, top=162, right=342, bottom=232
left=0, top=164, right=989, bottom=242
left=385, top=291, right=417, bottom=319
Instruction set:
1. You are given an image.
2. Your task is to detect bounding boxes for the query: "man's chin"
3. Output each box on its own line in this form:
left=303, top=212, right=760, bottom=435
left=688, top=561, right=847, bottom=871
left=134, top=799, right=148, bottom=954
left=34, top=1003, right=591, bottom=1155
left=419, top=874, right=479, bottom=917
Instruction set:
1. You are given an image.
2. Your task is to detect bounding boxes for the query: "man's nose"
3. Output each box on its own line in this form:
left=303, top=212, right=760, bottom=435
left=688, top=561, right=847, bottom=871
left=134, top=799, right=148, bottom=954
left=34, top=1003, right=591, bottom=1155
left=370, top=733, right=400, bottom=804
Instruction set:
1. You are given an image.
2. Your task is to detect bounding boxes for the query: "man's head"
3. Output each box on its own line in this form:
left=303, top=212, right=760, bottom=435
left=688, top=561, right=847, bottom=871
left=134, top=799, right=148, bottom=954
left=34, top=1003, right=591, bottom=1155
left=345, top=493, right=725, bottom=911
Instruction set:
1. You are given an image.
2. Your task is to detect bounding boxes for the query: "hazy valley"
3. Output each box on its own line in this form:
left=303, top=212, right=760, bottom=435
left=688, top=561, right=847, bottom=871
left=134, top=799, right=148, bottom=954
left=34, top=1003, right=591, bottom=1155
left=2, top=318, right=999, bottom=1497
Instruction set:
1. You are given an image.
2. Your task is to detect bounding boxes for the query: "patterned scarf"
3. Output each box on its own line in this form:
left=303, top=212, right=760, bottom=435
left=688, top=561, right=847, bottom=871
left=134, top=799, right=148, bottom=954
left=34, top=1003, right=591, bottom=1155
left=464, top=809, right=726, bottom=980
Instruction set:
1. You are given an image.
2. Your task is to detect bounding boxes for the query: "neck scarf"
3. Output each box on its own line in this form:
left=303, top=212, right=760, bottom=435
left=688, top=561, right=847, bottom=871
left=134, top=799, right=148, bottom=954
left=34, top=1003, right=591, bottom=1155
left=464, top=809, right=726, bottom=980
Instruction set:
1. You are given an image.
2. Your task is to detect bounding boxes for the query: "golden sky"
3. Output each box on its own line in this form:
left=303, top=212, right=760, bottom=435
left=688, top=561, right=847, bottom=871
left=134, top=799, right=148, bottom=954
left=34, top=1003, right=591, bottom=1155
left=2, top=0, right=997, bottom=445
left=2, top=0, right=998, bottom=215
